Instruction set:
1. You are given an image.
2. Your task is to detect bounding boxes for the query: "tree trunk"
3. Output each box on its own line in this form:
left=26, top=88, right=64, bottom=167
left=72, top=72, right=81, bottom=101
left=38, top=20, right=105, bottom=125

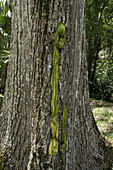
left=0, top=0, right=113, bottom=170
left=0, top=61, right=8, bottom=95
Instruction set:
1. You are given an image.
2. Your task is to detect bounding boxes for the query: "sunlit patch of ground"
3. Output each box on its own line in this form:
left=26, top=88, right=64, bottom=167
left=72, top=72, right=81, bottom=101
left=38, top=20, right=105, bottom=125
left=90, top=99, right=113, bottom=146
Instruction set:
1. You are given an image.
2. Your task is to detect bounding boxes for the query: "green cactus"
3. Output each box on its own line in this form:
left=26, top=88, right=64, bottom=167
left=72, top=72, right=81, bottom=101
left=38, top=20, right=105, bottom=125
left=49, top=22, right=67, bottom=166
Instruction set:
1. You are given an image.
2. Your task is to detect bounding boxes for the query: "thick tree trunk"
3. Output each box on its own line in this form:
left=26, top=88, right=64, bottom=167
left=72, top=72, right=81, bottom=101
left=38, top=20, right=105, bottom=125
left=0, top=0, right=113, bottom=170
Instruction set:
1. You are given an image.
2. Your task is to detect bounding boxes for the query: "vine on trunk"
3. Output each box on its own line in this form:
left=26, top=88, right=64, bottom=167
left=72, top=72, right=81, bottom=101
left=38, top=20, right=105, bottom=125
left=49, top=22, right=67, bottom=166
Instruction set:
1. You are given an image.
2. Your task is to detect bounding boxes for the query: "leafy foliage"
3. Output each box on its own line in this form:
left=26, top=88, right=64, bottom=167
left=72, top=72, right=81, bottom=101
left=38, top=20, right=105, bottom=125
left=0, top=0, right=12, bottom=95
left=90, top=55, right=113, bottom=100
left=86, top=0, right=113, bottom=100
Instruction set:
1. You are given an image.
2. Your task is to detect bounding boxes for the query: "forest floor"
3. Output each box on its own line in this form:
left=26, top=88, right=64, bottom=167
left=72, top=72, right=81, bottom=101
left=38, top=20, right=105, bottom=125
left=90, top=99, right=113, bottom=146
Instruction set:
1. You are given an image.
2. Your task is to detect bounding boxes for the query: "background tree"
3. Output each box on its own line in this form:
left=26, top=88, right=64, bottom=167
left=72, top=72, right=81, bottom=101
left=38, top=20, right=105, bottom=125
left=85, top=0, right=113, bottom=99
left=0, top=0, right=113, bottom=169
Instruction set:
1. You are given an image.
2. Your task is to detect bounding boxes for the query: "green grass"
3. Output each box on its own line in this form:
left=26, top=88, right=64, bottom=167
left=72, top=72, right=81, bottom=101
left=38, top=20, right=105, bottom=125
left=91, top=99, right=113, bottom=146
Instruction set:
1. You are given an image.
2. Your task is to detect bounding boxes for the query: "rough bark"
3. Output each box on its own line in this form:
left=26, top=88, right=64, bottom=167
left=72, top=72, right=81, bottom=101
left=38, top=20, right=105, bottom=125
left=0, top=0, right=113, bottom=170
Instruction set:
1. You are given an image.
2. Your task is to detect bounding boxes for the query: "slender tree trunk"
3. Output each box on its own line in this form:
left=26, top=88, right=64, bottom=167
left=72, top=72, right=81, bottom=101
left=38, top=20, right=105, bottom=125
left=0, top=0, right=113, bottom=170
left=0, top=61, right=8, bottom=95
